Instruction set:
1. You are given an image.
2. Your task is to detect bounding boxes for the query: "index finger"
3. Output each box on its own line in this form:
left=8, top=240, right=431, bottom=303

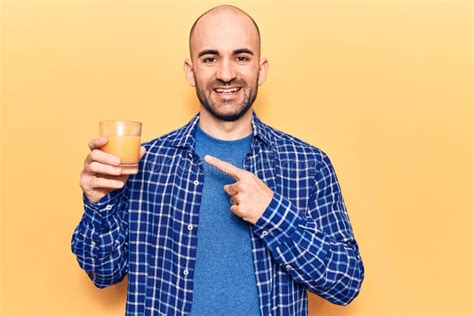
left=204, top=155, right=246, bottom=180
left=88, top=137, right=108, bottom=151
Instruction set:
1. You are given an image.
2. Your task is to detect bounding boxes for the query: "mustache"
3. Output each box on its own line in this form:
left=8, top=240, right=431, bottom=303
left=209, top=79, right=246, bottom=89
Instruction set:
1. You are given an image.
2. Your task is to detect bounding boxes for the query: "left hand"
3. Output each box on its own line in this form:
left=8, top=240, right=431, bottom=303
left=204, top=155, right=274, bottom=224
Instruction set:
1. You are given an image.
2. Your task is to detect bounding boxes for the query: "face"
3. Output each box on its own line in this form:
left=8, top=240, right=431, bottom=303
left=185, top=10, right=268, bottom=122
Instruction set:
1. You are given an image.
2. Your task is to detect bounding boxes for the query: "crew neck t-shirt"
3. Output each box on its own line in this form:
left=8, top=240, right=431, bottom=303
left=190, top=124, right=260, bottom=316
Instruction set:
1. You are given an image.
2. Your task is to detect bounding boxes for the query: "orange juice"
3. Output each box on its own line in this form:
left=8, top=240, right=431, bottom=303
left=100, top=135, right=141, bottom=173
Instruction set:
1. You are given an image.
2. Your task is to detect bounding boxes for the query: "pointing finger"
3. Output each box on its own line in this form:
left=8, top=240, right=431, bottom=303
left=204, top=155, right=246, bottom=180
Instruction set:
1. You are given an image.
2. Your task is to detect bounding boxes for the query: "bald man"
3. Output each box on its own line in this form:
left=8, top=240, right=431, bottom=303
left=72, top=5, right=365, bottom=315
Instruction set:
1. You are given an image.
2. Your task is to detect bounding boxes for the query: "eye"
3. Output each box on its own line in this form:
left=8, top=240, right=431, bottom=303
left=236, top=56, right=250, bottom=62
left=203, top=57, right=217, bottom=63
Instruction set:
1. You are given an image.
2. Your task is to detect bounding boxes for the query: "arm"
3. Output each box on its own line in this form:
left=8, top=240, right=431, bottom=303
left=71, top=187, right=129, bottom=288
left=252, top=152, right=365, bottom=305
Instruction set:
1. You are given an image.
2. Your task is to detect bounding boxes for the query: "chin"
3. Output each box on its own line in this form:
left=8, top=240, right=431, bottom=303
left=206, top=104, right=251, bottom=122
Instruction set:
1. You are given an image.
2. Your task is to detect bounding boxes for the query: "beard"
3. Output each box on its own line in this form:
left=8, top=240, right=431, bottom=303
left=194, top=76, right=258, bottom=122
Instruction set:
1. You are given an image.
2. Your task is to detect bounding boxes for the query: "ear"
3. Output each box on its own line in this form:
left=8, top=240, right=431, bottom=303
left=183, top=58, right=196, bottom=87
left=257, top=58, right=269, bottom=86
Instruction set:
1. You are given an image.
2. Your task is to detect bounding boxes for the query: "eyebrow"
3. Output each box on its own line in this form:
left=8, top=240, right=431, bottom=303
left=197, top=48, right=255, bottom=58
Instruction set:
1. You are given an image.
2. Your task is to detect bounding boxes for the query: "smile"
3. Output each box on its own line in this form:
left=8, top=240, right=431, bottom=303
left=213, top=87, right=241, bottom=94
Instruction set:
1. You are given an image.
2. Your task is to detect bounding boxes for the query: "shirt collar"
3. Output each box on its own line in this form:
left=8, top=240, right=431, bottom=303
left=168, top=109, right=275, bottom=150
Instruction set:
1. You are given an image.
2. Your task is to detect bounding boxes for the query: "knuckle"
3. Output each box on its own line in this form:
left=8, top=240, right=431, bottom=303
left=83, top=162, right=91, bottom=173
left=90, top=149, right=100, bottom=161
left=83, top=155, right=90, bottom=168
left=89, top=177, right=97, bottom=188
left=79, top=174, right=87, bottom=188
left=109, top=165, right=119, bottom=174
left=242, top=176, right=252, bottom=184
left=89, top=161, right=99, bottom=173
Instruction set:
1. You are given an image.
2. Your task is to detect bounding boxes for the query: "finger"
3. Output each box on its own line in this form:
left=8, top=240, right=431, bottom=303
left=230, top=204, right=239, bottom=214
left=90, top=149, right=121, bottom=166
left=229, top=196, right=239, bottom=205
left=101, top=173, right=129, bottom=181
left=224, top=184, right=238, bottom=195
left=139, top=146, right=146, bottom=159
left=204, top=155, right=246, bottom=180
left=87, top=161, right=122, bottom=176
left=88, top=137, right=108, bottom=151
left=90, top=176, right=125, bottom=189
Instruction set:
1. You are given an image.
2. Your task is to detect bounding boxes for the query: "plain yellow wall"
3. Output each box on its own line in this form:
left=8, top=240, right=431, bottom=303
left=1, top=0, right=472, bottom=315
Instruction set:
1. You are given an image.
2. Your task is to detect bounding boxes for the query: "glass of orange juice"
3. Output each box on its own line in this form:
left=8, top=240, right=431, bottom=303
left=99, top=120, right=142, bottom=175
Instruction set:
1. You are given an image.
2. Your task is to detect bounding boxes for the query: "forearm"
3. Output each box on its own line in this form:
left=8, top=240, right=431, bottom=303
left=253, top=192, right=365, bottom=305
left=71, top=188, right=129, bottom=288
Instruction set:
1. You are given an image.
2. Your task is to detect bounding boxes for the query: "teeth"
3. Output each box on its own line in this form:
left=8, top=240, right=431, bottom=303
left=215, top=88, right=240, bottom=94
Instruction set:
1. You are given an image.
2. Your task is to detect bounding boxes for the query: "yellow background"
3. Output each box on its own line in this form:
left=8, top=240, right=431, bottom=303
left=1, top=0, right=472, bottom=315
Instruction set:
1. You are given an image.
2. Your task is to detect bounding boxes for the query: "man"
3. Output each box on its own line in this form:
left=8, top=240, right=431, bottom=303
left=72, top=5, right=364, bottom=315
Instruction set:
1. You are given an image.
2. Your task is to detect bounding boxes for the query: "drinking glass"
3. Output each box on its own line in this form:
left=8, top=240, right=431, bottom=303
left=99, top=120, right=142, bottom=175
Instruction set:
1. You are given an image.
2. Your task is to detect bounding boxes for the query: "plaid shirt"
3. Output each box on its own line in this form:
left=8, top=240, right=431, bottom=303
left=71, top=110, right=365, bottom=315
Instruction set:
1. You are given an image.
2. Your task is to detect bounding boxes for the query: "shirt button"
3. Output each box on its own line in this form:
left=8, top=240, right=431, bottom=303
left=91, top=241, right=96, bottom=246
left=183, top=269, right=189, bottom=276
left=285, top=264, right=292, bottom=271
left=105, top=204, right=113, bottom=210
left=261, top=230, right=269, bottom=237
left=193, top=180, right=199, bottom=185
left=187, top=224, right=193, bottom=231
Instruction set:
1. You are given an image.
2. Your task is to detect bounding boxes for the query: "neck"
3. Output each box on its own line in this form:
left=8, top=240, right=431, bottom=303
left=198, top=107, right=253, bottom=141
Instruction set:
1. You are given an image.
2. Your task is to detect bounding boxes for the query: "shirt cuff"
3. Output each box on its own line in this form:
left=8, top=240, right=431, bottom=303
left=252, top=191, right=304, bottom=247
left=82, top=189, right=125, bottom=217
left=252, top=192, right=331, bottom=271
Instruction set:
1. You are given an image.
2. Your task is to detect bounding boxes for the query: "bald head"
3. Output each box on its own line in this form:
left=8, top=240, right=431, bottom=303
left=188, top=5, right=261, bottom=59
left=183, top=5, right=269, bottom=123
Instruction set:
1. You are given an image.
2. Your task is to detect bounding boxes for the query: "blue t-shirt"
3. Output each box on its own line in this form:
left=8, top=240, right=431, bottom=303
left=190, top=123, right=260, bottom=316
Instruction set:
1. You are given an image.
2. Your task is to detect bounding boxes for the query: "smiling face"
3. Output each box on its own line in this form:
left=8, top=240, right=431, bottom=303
left=184, top=6, right=268, bottom=122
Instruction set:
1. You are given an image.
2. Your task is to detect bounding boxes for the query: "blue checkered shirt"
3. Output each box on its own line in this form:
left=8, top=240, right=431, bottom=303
left=71, top=110, right=365, bottom=315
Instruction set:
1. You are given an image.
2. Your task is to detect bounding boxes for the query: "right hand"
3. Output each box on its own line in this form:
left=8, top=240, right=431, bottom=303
left=80, top=137, right=147, bottom=204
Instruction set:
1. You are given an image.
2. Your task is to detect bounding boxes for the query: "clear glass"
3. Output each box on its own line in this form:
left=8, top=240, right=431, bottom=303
left=99, top=120, right=142, bottom=175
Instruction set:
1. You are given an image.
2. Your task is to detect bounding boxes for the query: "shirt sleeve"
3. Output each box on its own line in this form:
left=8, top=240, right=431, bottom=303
left=252, top=151, right=365, bottom=305
left=71, top=187, right=129, bottom=288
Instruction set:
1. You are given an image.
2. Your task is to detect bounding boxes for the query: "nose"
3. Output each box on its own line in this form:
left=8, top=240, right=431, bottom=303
left=216, top=59, right=236, bottom=83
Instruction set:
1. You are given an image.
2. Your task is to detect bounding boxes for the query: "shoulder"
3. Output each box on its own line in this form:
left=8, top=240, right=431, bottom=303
left=266, top=124, right=339, bottom=184
left=137, top=125, right=190, bottom=172
left=140, top=113, right=199, bottom=155
left=265, top=123, right=330, bottom=163
left=141, top=128, right=181, bottom=153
